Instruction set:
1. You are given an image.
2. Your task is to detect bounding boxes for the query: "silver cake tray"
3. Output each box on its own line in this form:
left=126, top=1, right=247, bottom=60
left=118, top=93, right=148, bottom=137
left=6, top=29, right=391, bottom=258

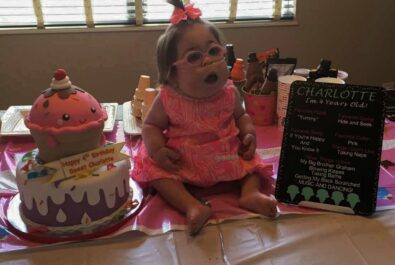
left=0, top=103, right=118, bottom=136
left=5, top=180, right=143, bottom=243
left=122, top=101, right=142, bottom=135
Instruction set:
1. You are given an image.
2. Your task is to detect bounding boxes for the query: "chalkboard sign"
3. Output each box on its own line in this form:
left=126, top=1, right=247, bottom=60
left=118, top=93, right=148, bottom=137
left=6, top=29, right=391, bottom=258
left=275, top=81, right=385, bottom=215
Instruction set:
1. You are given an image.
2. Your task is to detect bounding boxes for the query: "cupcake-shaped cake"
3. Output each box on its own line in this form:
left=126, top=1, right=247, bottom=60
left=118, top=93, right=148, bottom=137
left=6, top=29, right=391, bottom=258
left=15, top=69, right=131, bottom=232
left=24, top=69, right=108, bottom=163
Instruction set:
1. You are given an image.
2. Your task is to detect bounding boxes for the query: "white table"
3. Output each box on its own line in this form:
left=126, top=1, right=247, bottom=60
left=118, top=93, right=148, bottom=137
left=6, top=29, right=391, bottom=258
left=2, top=210, right=395, bottom=265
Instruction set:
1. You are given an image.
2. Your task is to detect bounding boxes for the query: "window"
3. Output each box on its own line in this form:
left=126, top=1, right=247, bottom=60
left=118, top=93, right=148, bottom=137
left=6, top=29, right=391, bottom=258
left=0, top=0, right=296, bottom=29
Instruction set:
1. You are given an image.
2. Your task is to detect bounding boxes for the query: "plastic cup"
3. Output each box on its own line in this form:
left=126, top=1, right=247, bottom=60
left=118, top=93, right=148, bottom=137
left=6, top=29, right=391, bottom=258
left=277, top=75, right=307, bottom=128
left=134, top=87, right=145, bottom=100
left=137, top=75, right=151, bottom=91
left=144, top=88, right=159, bottom=107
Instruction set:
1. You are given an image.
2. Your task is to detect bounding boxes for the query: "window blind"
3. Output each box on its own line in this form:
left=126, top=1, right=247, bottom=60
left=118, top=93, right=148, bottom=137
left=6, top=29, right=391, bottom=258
left=0, top=0, right=295, bottom=29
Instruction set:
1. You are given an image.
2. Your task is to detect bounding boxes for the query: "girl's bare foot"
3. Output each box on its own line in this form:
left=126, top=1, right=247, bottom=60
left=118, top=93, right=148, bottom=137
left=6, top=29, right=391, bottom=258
left=239, top=191, right=278, bottom=218
left=186, top=203, right=212, bottom=235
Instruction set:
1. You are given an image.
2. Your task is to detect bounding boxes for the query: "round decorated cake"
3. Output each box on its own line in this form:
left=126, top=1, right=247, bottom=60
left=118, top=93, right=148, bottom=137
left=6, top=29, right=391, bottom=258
left=15, top=69, right=132, bottom=234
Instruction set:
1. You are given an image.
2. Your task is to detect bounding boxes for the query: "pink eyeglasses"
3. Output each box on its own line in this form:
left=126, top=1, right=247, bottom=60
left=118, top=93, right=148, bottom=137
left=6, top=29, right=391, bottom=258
left=173, top=43, right=226, bottom=67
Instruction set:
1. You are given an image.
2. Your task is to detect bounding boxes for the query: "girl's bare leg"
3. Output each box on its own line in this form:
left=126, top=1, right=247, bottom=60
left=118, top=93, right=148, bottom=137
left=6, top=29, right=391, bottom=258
left=151, top=178, right=212, bottom=235
left=239, top=173, right=278, bottom=217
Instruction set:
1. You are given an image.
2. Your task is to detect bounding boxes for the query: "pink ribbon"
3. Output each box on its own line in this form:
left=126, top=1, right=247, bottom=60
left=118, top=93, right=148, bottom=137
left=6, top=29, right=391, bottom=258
left=170, top=3, right=202, bottom=24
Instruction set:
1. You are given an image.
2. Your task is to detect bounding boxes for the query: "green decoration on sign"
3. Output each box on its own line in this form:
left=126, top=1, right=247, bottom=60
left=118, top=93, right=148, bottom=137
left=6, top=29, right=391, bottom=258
left=301, top=186, right=314, bottom=201
left=331, top=191, right=345, bottom=205
left=287, top=185, right=300, bottom=201
left=316, top=189, right=329, bottom=203
left=347, top=193, right=360, bottom=208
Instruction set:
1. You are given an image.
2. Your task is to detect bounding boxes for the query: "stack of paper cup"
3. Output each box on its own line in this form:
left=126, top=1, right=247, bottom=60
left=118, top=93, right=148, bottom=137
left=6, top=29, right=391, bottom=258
left=132, top=75, right=150, bottom=118
left=141, top=88, right=159, bottom=121
left=277, top=75, right=307, bottom=128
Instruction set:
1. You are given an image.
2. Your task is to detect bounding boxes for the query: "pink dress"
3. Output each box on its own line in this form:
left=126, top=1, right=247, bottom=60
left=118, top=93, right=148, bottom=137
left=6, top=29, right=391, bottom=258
left=132, top=80, right=273, bottom=187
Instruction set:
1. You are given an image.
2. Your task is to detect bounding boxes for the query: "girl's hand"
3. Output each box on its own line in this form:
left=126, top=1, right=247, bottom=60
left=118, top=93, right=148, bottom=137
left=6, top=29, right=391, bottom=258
left=239, top=133, right=256, bottom=160
left=152, top=146, right=181, bottom=172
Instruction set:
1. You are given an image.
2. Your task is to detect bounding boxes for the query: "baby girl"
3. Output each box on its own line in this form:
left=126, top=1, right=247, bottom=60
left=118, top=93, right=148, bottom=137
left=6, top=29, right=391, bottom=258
left=132, top=0, right=277, bottom=235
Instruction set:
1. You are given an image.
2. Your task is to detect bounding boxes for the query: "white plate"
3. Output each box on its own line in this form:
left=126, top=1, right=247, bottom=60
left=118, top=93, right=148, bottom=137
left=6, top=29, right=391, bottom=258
left=0, top=103, right=118, bottom=136
left=337, top=70, right=348, bottom=80
left=103, top=102, right=118, bottom=132
left=315, top=77, right=345, bottom=84
left=293, top=68, right=310, bottom=78
left=122, top=101, right=142, bottom=135
left=293, top=68, right=348, bottom=80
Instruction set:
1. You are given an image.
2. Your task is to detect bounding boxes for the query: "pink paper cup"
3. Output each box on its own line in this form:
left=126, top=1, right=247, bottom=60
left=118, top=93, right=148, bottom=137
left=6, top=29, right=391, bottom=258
left=242, top=87, right=276, bottom=126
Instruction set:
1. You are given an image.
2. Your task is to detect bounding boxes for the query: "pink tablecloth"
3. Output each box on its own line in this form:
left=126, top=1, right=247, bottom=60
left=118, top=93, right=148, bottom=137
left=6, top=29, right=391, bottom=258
left=1, top=121, right=395, bottom=252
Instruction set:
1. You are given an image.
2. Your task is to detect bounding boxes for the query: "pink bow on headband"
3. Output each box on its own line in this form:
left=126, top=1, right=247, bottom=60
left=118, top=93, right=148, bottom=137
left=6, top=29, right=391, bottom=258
left=170, top=3, right=202, bottom=24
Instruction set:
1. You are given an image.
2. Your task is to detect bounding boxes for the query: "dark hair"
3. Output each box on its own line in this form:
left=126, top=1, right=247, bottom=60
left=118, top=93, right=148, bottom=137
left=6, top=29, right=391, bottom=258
left=156, top=18, right=224, bottom=85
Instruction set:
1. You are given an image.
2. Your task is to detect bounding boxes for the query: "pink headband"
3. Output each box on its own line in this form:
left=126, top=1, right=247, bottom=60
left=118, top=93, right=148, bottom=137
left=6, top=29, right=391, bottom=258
left=170, top=3, right=202, bottom=25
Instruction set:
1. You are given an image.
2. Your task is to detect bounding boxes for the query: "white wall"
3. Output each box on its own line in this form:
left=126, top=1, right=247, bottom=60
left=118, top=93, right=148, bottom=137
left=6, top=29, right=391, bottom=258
left=0, top=0, right=394, bottom=109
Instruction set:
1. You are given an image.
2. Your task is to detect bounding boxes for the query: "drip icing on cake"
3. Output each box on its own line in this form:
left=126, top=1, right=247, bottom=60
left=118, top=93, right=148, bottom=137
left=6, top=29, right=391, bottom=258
left=81, top=213, right=92, bottom=225
left=16, top=151, right=130, bottom=226
left=19, top=161, right=128, bottom=213
left=56, top=209, right=67, bottom=223
left=15, top=69, right=132, bottom=231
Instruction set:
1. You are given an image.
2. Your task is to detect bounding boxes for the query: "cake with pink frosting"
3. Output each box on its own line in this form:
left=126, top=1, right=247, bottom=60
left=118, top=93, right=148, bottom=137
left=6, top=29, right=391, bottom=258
left=25, top=69, right=108, bottom=163
left=15, top=69, right=131, bottom=234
